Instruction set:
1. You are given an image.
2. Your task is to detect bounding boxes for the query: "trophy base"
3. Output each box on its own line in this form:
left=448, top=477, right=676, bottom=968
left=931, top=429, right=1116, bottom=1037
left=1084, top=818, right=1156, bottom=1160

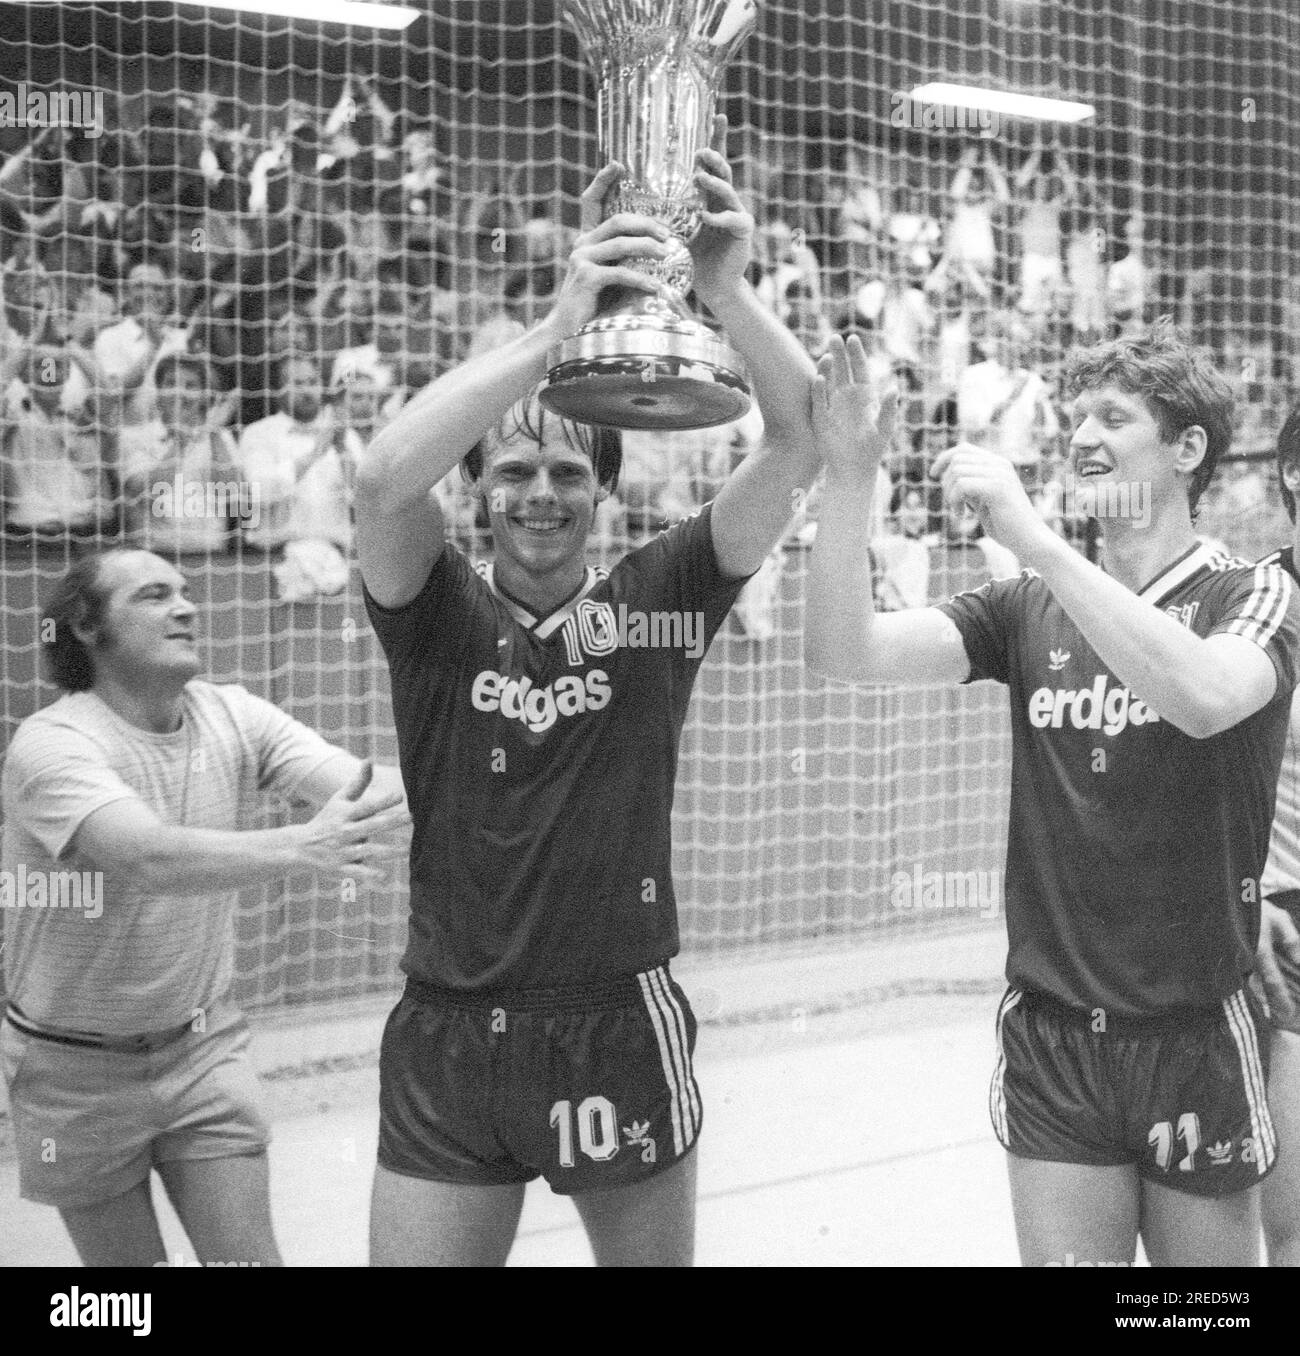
left=539, top=320, right=751, bottom=432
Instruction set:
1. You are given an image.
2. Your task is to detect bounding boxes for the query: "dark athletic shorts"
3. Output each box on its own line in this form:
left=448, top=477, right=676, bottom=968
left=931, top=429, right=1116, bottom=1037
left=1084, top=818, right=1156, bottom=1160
left=377, top=964, right=701, bottom=1194
left=990, top=985, right=1276, bottom=1196
left=1263, top=890, right=1300, bottom=1036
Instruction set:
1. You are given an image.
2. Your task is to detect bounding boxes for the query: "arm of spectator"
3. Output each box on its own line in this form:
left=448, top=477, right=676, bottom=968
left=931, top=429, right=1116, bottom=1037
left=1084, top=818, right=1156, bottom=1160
left=1057, top=149, right=1082, bottom=203
left=64, top=341, right=99, bottom=389
left=0, top=142, right=34, bottom=188
left=923, top=251, right=955, bottom=298
left=950, top=145, right=976, bottom=200
left=99, top=334, right=157, bottom=398
left=65, top=343, right=111, bottom=431
left=957, top=256, right=992, bottom=301
left=983, top=146, right=1012, bottom=203
left=1015, top=146, right=1043, bottom=192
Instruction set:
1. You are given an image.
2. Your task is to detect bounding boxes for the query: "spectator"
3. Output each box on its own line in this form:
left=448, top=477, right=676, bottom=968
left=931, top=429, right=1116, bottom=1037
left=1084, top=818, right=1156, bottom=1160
left=924, top=257, right=987, bottom=415
left=945, top=143, right=1010, bottom=285
left=335, top=366, right=390, bottom=451
left=0, top=343, right=113, bottom=536
left=1014, top=144, right=1075, bottom=317
left=1063, top=195, right=1108, bottom=341
left=118, top=352, right=240, bottom=553
left=2, top=248, right=60, bottom=356
left=137, top=102, right=210, bottom=217
left=886, top=180, right=942, bottom=275
left=236, top=355, right=352, bottom=599
left=1107, top=212, right=1150, bottom=334
left=2, top=260, right=98, bottom=416
left=41, top=232, right=117, bottom=348
left=783, top=278, right=833, bottom=356
left=373, top=286, right=436, bottom=398
left=93, top=257, right=191, bottom=426
left=465, top=266, right=559, bottom=360
left=837, top=144, right=889, bottom=246
left=873, top=480, right=936, bottom=611
left=873, top=248, right=933, bottom=385
left=957, top=313, right=1059, bottom=471
left=620, top=410, right=758, bottom=538
left=754, top=214, right=822, bottom=319
left=310, top=272, right=376, bottom=358
left=0, top=125, right=92, bottom=240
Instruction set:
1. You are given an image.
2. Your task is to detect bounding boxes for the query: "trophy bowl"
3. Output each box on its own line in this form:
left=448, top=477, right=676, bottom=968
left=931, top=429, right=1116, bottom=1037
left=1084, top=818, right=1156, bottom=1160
left=538, top=0, right=759, bottom=431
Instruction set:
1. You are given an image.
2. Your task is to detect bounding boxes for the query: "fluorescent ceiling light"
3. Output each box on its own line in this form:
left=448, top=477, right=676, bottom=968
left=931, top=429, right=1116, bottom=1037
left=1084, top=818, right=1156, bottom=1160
left=170, top=0, right=419, bottom=28
left=910, top=82, right=1096, bottom=124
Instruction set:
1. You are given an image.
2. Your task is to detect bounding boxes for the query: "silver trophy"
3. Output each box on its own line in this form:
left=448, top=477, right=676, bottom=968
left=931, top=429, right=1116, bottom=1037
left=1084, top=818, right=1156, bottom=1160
left=538, top=0, right=758, bottom=431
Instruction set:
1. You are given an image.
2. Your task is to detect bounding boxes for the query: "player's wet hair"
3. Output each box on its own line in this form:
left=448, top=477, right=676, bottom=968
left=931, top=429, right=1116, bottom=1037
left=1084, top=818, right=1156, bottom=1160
left=461, top=392, right=622, bottom=494
left=1277, top=404, right=1300, bottom=524
left=41, top=549, right=135, bottom=692
left=1062, top=321, right=1235, bottom=517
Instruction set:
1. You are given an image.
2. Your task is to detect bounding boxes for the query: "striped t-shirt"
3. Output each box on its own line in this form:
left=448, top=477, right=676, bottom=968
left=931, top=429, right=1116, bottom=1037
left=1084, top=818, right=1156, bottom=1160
left=1, top=682, right=338, bottom=1033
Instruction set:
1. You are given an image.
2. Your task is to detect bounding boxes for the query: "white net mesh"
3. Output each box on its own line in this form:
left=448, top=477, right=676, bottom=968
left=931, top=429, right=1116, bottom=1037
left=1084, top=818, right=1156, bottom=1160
left=0, top=1, right=1296, bottom=1014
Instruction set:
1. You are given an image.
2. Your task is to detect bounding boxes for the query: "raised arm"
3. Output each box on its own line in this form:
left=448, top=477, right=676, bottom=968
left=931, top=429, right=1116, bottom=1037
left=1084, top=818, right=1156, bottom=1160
left=1014, top=146, right=1043, bottom=193
left=804, top=335, right=972, bottom=686
left=354, top=164, right=672, bottom=608
left=690, top=123, right=824, bottom=577
left=982, top=144, right=1012, bottom=203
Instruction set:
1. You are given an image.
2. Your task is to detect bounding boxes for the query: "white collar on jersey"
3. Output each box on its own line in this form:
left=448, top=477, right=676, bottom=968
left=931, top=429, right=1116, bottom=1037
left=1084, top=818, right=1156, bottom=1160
left=483, top=563, right=603, bottom=639
left=1134, top=539, right=1230, bottom=608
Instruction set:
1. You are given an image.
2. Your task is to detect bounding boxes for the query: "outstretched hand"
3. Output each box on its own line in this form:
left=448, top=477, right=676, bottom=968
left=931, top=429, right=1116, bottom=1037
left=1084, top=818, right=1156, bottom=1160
left=810, top=334, right=898, bottom=485
left=298, top=758, right=411, bottom=887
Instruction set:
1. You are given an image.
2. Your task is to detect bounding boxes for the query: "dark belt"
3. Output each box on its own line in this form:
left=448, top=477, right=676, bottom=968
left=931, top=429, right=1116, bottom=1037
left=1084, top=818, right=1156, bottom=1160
left=5, top=1002, right=195, bottom=1054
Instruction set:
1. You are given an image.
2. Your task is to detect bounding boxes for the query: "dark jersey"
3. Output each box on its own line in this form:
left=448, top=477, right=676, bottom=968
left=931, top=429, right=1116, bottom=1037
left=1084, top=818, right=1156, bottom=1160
left=939, top=541, right=1299, bottom=1019
left=364, top=503, right=749, bottom=992
left=1258, top=546, right=1300, bottom=898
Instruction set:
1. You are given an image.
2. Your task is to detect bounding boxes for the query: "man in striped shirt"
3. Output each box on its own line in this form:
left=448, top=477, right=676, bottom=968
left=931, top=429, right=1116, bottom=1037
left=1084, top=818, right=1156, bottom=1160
left=1, top=548, right=408, bottom=1266
left=806, top=326, right=1299, bottom=1266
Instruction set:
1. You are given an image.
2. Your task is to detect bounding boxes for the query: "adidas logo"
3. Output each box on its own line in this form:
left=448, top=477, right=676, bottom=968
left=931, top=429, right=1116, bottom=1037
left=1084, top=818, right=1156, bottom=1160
left=1048, top=648, right=1070, bottom=671
left=1207, top=1140, right=1234, bottom=1166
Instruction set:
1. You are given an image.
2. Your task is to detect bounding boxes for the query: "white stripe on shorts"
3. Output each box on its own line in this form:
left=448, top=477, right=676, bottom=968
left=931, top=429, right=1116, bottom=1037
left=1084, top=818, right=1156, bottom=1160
left=989, top=987, right=1022, bottom=1146
left=637, top=966, right=696, bottom=1157
left=647, top=966, right=700, bottom=1131
left=1223, top=988, right=1276, bottom=1172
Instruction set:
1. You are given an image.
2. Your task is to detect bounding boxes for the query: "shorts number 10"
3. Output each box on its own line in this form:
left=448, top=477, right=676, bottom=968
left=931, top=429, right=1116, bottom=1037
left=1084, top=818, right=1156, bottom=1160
left=549, top=1096, right=619, bottom=1167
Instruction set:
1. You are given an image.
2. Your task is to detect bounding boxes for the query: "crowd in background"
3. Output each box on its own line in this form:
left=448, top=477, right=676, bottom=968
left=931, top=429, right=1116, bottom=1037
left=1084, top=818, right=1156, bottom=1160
left=0, top=83, right=1294, bottom=608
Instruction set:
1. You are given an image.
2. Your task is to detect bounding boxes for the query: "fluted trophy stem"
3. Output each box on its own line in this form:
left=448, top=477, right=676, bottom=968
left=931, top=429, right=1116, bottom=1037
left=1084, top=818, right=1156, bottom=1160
left=538, top=0, right=758, bottom=432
